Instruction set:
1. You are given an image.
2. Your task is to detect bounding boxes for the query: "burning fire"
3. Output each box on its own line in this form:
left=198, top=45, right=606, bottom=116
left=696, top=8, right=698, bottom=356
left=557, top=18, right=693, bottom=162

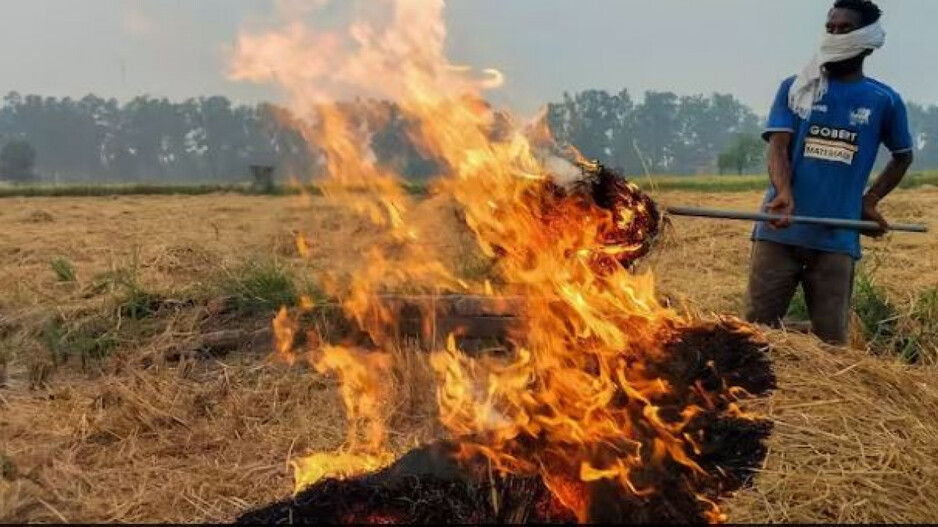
left=231, top=1, right=757, bottom=523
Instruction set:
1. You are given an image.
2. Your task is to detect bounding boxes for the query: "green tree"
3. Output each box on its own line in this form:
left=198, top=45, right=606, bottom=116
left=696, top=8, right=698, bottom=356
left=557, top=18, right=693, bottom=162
left=0, top=140, right=37, bottom=182
left=630, top=91, right=681, bottom=173
left=674, top=93, right=761, bottom=173
left=907, top=102, right=937, bottom=168
left=547, top=89, right=630, bottom=166
left=370, top=100, right=440, bottom=179
left=717, top=134, right=764, bottom=175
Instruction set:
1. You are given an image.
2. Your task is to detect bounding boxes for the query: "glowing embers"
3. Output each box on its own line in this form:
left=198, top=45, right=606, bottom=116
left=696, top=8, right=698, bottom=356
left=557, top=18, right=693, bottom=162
left=567, top=160, right=662, bottom=271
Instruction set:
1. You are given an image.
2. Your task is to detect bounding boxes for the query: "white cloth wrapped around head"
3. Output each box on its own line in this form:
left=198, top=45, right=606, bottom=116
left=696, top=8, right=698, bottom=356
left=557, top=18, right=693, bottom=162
left=788, top=21, right=886, bottom=119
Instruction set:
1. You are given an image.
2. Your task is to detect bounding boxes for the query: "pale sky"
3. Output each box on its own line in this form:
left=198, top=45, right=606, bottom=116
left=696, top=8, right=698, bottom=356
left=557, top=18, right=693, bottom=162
left=0, top=0, right=934, bottom=117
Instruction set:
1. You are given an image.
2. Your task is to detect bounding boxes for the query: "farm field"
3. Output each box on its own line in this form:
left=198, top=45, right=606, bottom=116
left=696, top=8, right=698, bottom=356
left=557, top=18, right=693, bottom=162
left=1, top=169, right=937, bottom=198
left=2, top=185, right=938, bottom=523
left=1, top=184, right=937, bottom=308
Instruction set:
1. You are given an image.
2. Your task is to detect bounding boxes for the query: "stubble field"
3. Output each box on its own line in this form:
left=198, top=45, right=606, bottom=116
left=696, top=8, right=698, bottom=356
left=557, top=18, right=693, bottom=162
left=2, top=186, right=938, bottom=523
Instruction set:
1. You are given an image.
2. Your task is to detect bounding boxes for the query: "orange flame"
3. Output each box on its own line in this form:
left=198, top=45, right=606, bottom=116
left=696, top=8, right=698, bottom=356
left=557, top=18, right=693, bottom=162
left=235, top=1, right=743, bottom=522
left=292, top=451, right=396, bottom=495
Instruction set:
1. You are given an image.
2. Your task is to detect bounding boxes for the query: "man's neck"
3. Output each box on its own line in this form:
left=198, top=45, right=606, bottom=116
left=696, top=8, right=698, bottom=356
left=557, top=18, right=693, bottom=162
left=829, top=68, right=865, bottom=82
left=825, top=55, right=867, bottom=82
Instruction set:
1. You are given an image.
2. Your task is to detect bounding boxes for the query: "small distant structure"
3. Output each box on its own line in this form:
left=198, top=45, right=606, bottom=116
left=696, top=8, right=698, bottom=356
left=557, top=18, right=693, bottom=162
left=249, top=164, right=276, bottom=194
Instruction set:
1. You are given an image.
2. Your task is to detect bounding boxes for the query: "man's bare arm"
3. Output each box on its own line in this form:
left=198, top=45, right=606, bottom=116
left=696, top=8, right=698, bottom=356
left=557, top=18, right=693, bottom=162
left=862, top=151, right=914, bottom=235
left=765, top=132, right=795, bottom=228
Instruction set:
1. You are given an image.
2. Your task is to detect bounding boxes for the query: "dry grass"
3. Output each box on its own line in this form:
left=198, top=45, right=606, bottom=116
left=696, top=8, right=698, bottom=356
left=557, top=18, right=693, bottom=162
left=728, top=330, right=938, bottom=523
left=3, top=359, right=332, bottom=523
left=0, top=348, right=441, bottom=523
left=5, top=325, right=938, bottom=523
left=2, top=188, right=938, bottom=523
left=2, top=189, right=935, bottom=317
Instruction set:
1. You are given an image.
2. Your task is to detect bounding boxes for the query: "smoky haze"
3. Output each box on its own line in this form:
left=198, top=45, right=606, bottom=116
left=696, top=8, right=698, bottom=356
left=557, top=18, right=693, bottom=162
left=0, top=0, right=934, bottom=115
left=1, top=0, right=936, bottom=183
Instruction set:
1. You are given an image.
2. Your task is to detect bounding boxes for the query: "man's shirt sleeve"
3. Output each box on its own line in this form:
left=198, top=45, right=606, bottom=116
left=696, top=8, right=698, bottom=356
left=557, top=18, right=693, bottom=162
left=882, top=92, right=914, bottom=154
left=762, top=77, right=797, bottom=141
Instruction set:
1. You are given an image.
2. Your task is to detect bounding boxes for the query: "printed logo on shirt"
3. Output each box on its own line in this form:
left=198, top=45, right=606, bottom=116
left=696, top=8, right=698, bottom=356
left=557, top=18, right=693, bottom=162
left=812, top=104, right=829, bottom=113
left=804, top=125, right=859, bottom=165
left=849, top=107, right=872, bottom=126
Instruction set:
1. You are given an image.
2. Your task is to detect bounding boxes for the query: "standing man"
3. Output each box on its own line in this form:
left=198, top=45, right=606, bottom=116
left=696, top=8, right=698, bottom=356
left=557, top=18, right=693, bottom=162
left=747, top=0, right=914, bottom=345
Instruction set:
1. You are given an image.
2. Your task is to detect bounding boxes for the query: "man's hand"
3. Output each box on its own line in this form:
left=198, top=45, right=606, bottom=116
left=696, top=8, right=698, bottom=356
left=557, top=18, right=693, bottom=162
left=862, top=193, right=889, bottom=238
left=765, top=190, right=795, bottom=229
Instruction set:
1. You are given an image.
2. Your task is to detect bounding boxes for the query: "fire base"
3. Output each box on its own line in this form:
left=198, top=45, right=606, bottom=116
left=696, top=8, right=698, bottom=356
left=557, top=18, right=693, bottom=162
left=237, top=320, right=775, bottom=525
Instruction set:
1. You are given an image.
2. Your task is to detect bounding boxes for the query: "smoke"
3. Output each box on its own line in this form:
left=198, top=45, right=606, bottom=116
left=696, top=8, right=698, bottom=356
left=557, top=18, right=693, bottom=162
left=121, top=4, right=156, bottom=38
left=543, top=155, right=583, bottom=187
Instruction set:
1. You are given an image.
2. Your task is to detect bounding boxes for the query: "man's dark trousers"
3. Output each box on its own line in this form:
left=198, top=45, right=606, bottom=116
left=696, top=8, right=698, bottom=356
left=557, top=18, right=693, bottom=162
left=746, top=240, right=855, bottom=345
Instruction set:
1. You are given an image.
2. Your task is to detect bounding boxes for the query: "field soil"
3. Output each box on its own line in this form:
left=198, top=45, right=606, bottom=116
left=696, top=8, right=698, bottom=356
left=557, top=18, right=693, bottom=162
left=2, top=188, right=938, bottom=523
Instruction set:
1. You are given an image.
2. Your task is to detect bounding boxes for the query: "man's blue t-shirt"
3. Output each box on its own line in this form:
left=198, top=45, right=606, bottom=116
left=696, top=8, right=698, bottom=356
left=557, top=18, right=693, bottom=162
left=754, top=76, right=914, bottom=259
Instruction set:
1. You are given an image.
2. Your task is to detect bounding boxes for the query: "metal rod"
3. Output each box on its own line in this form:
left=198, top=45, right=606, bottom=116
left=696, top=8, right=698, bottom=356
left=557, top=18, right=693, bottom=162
left=666, top=206, right=929, bottom=233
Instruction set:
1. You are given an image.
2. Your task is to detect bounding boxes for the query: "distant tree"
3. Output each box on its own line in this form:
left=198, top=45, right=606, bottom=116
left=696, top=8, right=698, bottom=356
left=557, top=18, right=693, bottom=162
left=547, top=90, right=627, bottom=165
left=370, top=100, right=440, bottom=179
left=628, top=91, right=682, bottom=173
left=717, top=134, right=765, bottom=175
left=0, top=139, right=37, bottom=182
left=906, top=102, right=938, bottom=168
left=1, top=89, right=936, bottom=182
left=547, top=89, right=762, bottom=175
left=674, top=93, right=761, bottom=173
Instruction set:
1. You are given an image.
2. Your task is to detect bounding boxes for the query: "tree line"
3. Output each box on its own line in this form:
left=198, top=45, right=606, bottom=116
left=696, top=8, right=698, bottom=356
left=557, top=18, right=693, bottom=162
left=0, top=92, right=315, bottom=184
left=546, top=90, right=938, bottom=175
left=546, top=90, right=763, bottom=175
left=1, top=89, right=937, bottom=183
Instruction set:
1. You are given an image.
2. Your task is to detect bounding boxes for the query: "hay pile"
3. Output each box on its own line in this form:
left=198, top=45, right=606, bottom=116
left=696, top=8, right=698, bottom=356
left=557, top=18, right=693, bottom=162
left=3, top=191, right=938, bottom=523
left=0, top=344, right=443, bottom=524
left=237, top=320, right=777, bottom=525
left=3, top=326, right=938, bottom=523
left=727, top=330, right=938, bottom=523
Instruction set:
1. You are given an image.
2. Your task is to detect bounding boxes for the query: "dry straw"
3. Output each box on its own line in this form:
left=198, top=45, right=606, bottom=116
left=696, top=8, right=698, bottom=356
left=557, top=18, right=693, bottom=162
left=728, top=330, right=938, bottom=523
left=3, top=191, right=938, bottom=523
left=4, top=326, right=938, bottom=523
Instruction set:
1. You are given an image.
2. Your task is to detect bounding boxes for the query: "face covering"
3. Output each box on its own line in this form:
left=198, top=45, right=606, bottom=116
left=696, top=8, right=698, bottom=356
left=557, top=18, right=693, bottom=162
left=788, top=21, right=885, bottom=119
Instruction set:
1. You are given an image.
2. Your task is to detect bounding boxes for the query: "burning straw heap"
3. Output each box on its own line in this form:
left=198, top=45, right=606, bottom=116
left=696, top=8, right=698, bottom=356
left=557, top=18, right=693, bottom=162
left=238, top=164, right=776, bottom=525
left=229, top=3, right=775, bottom=523
left=240, top=325, right=774, bottom=525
